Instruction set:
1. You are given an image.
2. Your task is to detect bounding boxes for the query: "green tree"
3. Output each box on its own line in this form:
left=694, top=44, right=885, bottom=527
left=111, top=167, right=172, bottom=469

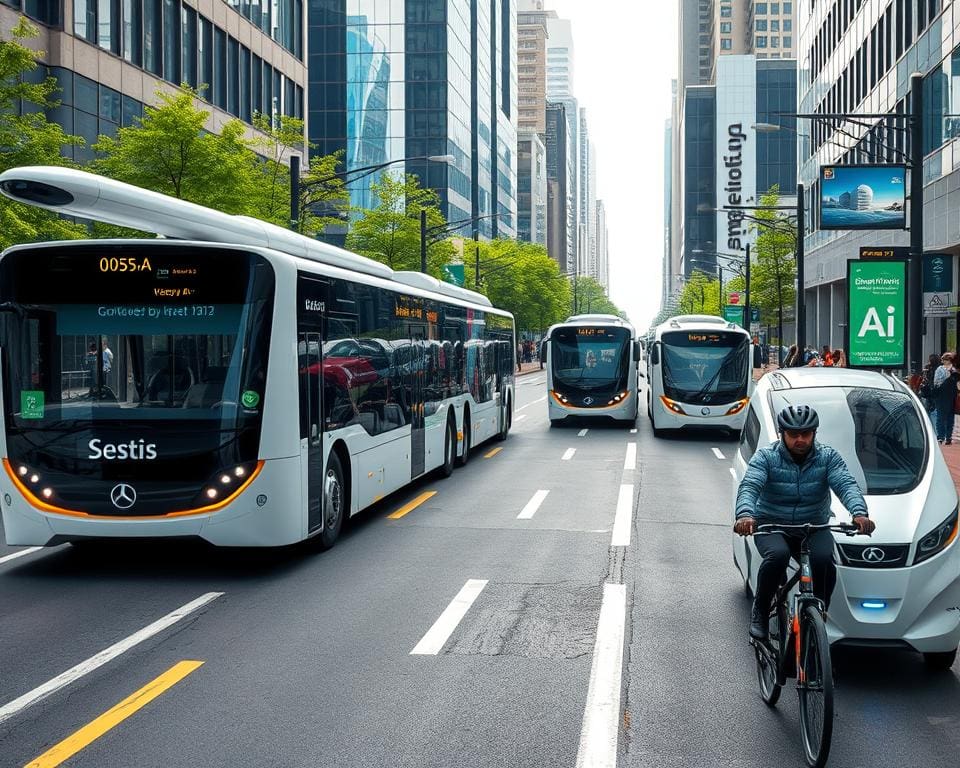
left=346, top=173, right=453, bottom=274
left=749, top=186, right=797, bottom=345
left=570, top=275, right=628, bottom=319
left=0, top=18, right=87, bottom=250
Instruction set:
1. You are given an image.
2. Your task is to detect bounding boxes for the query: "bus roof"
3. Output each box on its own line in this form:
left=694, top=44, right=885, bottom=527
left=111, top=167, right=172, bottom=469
left=0, top=166, right=498, bottom=311
left=652, top=314, right=750, bottom=340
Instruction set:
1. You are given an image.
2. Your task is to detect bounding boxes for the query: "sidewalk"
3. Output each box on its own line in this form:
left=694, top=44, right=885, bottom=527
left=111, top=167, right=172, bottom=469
left=517, top=361, right=543, bottom=377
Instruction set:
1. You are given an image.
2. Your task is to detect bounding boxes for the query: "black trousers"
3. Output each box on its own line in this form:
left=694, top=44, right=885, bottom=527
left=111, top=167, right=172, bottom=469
left=754, top=528, right=837, bottom=613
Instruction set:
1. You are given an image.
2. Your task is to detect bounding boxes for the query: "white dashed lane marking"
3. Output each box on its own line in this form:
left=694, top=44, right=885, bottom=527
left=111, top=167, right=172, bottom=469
left=712, top=447, right=725, bottom=460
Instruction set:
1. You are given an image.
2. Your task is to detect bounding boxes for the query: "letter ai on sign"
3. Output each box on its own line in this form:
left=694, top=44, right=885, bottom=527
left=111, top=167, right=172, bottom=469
left=846, top=259, right=906, bottom=368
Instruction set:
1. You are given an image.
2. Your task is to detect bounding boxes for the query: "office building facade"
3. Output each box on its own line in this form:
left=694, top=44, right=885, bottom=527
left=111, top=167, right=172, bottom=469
left=308, top=0, right=517, bottom=240
left=517, top=0, right=548, bottom=134
left=596, top=198, right=609, bottom=291
left=2, top=0, right=307, bottom=165
left=517, top=130, right=546, bottom=244
left=798, top=0, right=960, bottom=354
left=545, top=100, right=570, bottom=271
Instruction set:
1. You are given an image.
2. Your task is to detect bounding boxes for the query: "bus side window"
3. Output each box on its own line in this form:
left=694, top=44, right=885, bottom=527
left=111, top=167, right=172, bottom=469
left=739, top=405, right=761, bottom=461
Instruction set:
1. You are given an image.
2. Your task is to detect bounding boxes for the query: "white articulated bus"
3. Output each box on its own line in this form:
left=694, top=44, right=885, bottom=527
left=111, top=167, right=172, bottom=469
left=645, top=314, right=752, bottom=437
left=0, top=166, right=515, bottom=548
left=544, top=314, right=641, bottom=427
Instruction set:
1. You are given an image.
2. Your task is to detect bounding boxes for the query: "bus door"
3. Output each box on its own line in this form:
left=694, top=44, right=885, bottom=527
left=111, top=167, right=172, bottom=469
left=299, top=330, right=324, bottom=532
left=409, top=325, right=427, bottom=478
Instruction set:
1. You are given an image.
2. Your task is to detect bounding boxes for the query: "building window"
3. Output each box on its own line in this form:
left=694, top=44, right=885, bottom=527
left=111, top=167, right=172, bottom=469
left=770, top=36, right=779, bottom=48
left=74, top=0, right=95, bottom=42
left=122, top=0, right=142, bottom=66
left=720, top=38, right=732, bottom=50
left=783, top=1, right=791, bottom=12
left=755, top=36, right=767, bottom=48
left=770, top=19, right=779, bottom=31
left=143, top=0, right=162, bottom=76
left=770, top=3, right=779, bottom=12
left=783, top=19, right=792, bottom=31
left=240, top=46, right=251, bottom=122
left=162, top=0, right=180, bottom=84
left=783, top=35, right=791, bottom=48
left=720, top=6, right=731, bottom=17
left=98, top=0, right=120, bottom=53
left=213, top=27, right=226, bottom=109
left=720, top=21, right=732, bottom=33
left=755, top=2, right=767, bottom=12
left=198, top=16, right=212, bottom=99
left=227, top=36, right=239, bottom=116
left=756, top=19, right=767, bottom=31
left=182, top=5, right=197, bottom=89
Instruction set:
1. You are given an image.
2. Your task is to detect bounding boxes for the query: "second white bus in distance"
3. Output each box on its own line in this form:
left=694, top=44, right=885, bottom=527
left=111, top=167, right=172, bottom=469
left=645, top=314, right=752, bottom=437
left=545, top=315, right=641, bottom=427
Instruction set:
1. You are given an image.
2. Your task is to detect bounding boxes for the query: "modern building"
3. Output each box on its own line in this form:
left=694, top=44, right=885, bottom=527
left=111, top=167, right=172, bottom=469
left=545, top=100, right=571, bottom=271
left=517, top=0, right=549, bottom=135
left=664, top=112, right=674, bottom=309
left=2, top=0, right=308, bottom=164
left=517, top=130, right=547, bottom=245
left=596, top=198, right=609, bottom=291
left=750, top=1, right=796, bottom=60
left=798, top=0, right=960, bottom=356
left=578, top=108, right=597, bottom=279
left=308, top=0, right=517, bottom=240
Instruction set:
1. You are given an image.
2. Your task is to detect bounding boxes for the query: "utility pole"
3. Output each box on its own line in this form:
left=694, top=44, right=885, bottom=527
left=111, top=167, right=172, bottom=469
left=909, top=72, right=924, bottom=374
left=290, top=155, right=301, bottom=231
left=744, top=241, right=751, bottom=339
left=796, top=182, right=805, bottom=351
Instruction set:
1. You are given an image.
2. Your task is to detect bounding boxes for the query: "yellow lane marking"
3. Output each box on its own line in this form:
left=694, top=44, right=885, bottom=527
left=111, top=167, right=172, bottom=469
left=484, top=447, right=503, bottom=459
left=26, top=660, right=203, bottom=768
left=386, top=491, right=437, bottom=520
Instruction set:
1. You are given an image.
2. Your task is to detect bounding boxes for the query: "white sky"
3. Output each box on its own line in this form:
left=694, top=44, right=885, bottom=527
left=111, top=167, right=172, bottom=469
left=544, top=0, right=678, bottom=329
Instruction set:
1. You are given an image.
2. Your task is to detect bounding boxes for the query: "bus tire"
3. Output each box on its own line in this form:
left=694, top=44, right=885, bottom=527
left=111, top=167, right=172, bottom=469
left=496, top=395, right=512, bottom=441
left=438, top=415, right=456, bottom=478
left=457, top=412, right=471, bottom=467
left=318, top=451, right=346, bottom=550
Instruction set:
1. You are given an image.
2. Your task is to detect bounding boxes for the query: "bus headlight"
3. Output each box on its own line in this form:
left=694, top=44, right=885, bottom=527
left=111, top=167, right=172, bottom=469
left=725, top=398, right=750, bottom=416
left=194, top=461, right=263, bottom=511
left=659, top=395, right=686, bottom=415
left=607, top=391, right=629, bottom=406
left=550, top=390, right=570, bottom=405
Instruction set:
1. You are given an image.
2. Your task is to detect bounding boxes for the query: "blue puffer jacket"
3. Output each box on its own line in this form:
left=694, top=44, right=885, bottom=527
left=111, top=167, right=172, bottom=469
left=735, top=441, right=868, bottom=524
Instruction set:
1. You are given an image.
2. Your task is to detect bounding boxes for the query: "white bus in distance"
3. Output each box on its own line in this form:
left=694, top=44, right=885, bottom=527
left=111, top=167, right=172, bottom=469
left=544, top=314, right=641, bottom=427
left=0, top=166, right=516, bottom=549
left=645, top=314, right=753, bottom=437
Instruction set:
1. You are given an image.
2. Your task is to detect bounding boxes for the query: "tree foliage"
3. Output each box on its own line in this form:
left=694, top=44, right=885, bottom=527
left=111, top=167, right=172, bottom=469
left=748, top=186, right=797, bottom=342
left=0, top=17, right=87, bottom=250
left=346, top=173, right=453, bottom=273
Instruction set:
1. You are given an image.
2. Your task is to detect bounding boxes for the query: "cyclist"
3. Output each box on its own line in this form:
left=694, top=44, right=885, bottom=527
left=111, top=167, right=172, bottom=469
left=734, top=404, right=876, bottom=640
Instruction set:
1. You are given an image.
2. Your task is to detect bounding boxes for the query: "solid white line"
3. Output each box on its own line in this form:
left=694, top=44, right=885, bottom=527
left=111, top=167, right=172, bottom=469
left=410, top=579, right=487, bottom=655
left=562, top=448, right=577, bottom=461
left=0, top=546, right=43, bottom=566
left=0, top=591, right=223, bottom=726
left=624, top=442, right=637, bottom=470
left=629, top=428, right=637, bottom=434
left=611, top=484, right=633, bottom=547
left=515, top=414, right=527, bottom=421
left=578, top=429, right=589, bottom=437
left=517, top=395, right=547, bottom=413
left=575, top=582, right=627, bottom=768
left=518, top=490, right=550, bottom=520
left=712, top=447, right=726, bottom=460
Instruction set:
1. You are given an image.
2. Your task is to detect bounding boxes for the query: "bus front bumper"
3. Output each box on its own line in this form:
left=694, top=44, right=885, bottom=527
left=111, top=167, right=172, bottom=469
left=654, top=395, right=748, bottom=430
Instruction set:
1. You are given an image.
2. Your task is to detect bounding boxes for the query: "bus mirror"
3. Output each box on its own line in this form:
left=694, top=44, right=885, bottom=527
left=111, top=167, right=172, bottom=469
left=650, top=343, right=660, bottom=365
left=633, top=341, right=642, bottom=361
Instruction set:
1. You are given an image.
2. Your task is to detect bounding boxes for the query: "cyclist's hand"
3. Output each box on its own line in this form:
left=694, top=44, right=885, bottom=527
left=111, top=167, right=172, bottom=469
left=734, top=517, right=756, bottom=536
left=853, top=515, right=875, bottom=535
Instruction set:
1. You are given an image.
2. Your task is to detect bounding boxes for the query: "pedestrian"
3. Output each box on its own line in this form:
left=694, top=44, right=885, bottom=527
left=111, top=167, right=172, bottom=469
left=932, top=353, right=960, bottom=444
left=783, top=344, right=798, bottom=367
left=832, top=348, right=847, bottom=368
left=806, top=351, right=822, bottom=367
left=821, top=345, right=834, bottom=367
left=919, top=353, right=940, bottom=414
left=516, top=342, right=522, bottom=373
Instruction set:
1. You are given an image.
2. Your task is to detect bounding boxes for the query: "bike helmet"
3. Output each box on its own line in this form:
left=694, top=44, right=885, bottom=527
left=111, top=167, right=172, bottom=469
left=777, top=404, right=819, bottom=431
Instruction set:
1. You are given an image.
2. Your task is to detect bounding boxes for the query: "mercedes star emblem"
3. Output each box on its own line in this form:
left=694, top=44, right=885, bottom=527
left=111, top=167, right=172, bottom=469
left=701, top=407, right=711, bottom=416
left=862, top=546, right=886, bottom=563
left=583, top=397, right=594, bottom=405
left=110, top=483, right=137, bottom=510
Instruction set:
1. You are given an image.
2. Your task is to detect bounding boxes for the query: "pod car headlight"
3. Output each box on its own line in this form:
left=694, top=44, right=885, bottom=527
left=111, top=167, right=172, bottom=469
left=914, top=506, right=959, bottom=565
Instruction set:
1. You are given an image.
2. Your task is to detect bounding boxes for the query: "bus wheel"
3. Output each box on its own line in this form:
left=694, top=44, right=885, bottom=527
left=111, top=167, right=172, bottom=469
left=319, top=452, right=346, bottom=550
left=438, top=416, right=456, bottom=478
left=496, top=396, right=512, bottom=441
left=456, top=416, right=471, bottom=467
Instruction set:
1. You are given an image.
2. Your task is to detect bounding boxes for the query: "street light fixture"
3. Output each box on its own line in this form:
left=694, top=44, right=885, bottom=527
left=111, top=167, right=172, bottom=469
left=289, top=154, right=454, bottom=233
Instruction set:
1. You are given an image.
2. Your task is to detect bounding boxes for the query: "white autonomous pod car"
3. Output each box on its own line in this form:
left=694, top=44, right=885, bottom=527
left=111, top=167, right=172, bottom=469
left=731, top=367, right=960, bottom=668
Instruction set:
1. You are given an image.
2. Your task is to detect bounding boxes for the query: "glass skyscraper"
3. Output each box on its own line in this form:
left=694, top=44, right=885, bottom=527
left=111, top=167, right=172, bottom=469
left=308, top=0, right=517, bottom=239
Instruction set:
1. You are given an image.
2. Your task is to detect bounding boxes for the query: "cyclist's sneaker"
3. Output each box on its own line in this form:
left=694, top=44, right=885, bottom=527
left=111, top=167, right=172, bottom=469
left=749, top=603, right=768, bottom=640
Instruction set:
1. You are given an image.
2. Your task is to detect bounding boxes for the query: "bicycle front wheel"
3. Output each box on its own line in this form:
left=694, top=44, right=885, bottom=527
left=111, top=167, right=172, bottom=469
left=797, top=605, right=834, bottom=768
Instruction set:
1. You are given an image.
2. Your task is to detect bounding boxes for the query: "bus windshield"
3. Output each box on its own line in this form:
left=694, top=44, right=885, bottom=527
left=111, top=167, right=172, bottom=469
left=551, top=326, right=631, bottom=393
left=660, top=330, right=749, bottom=404
left=0, top=245, right=274, bottom=466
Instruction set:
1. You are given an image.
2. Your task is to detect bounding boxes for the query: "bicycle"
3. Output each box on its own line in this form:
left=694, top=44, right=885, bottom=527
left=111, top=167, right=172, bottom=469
left=750, top=522, right=865, bottom=768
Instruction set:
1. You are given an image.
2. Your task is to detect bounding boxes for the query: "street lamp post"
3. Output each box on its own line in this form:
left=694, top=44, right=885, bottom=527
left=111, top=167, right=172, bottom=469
left=420, top=212, right=504, bottom=279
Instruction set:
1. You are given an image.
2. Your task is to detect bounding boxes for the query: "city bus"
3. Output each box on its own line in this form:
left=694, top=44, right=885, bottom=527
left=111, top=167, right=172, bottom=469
left=645, top=314, right=753, bottom=437
left=544, top=314, right=641, bottom=426
left=0, top=166, right=515, bottom=548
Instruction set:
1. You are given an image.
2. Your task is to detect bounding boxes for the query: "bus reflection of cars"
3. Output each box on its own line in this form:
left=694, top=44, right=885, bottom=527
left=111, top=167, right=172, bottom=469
left=732, top=367, right=960, bottom=670
left=545, top=314, right=641, bottom=427
left=645, top=314, right=753, bottom=437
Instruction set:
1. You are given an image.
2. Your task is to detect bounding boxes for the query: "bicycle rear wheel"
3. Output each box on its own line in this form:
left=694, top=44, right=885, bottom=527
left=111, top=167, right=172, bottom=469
left=755, top=602, right=785, bottom=706
left=797, top=605, right=834, bottom=768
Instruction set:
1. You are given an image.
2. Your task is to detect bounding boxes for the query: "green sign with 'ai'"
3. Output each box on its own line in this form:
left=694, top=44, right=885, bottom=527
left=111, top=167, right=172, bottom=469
left=847, top=259, right=906, bottom=368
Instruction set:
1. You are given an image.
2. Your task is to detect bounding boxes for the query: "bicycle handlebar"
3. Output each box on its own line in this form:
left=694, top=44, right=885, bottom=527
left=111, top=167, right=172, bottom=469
left=755, top=522, right=863, bottom=537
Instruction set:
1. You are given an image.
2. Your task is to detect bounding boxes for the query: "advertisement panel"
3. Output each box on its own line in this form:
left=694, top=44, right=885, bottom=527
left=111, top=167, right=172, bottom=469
left=820, top=165, right=906, bottom=230
left=723, top=305, right=744, bottom=327
left=846, top=259, right=907, bottom=369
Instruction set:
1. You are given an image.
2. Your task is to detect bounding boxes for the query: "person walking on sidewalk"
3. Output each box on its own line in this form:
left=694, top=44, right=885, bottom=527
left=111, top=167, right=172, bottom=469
left=932, top=353, right=960, bottom=444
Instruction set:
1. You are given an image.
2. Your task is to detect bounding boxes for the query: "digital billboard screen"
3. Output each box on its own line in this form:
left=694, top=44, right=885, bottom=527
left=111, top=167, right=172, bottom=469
left=819, top=165, right=906, bottom=230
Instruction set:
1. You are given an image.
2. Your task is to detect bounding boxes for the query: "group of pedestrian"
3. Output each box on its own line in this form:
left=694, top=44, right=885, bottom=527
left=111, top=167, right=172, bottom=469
left=919, top=352, right=960, bottom=444
left=780, top=344, right=847, bottom=368
left=515, top=339, right=540, bottom=372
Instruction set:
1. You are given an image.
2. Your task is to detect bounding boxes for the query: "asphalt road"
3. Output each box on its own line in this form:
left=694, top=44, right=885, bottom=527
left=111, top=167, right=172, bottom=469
left=1, top=373, right=958, bottom=768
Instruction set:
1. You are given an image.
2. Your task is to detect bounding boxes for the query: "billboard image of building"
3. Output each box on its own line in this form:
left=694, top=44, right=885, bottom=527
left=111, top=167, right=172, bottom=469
left=819, top=165, right=906, bottom=230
